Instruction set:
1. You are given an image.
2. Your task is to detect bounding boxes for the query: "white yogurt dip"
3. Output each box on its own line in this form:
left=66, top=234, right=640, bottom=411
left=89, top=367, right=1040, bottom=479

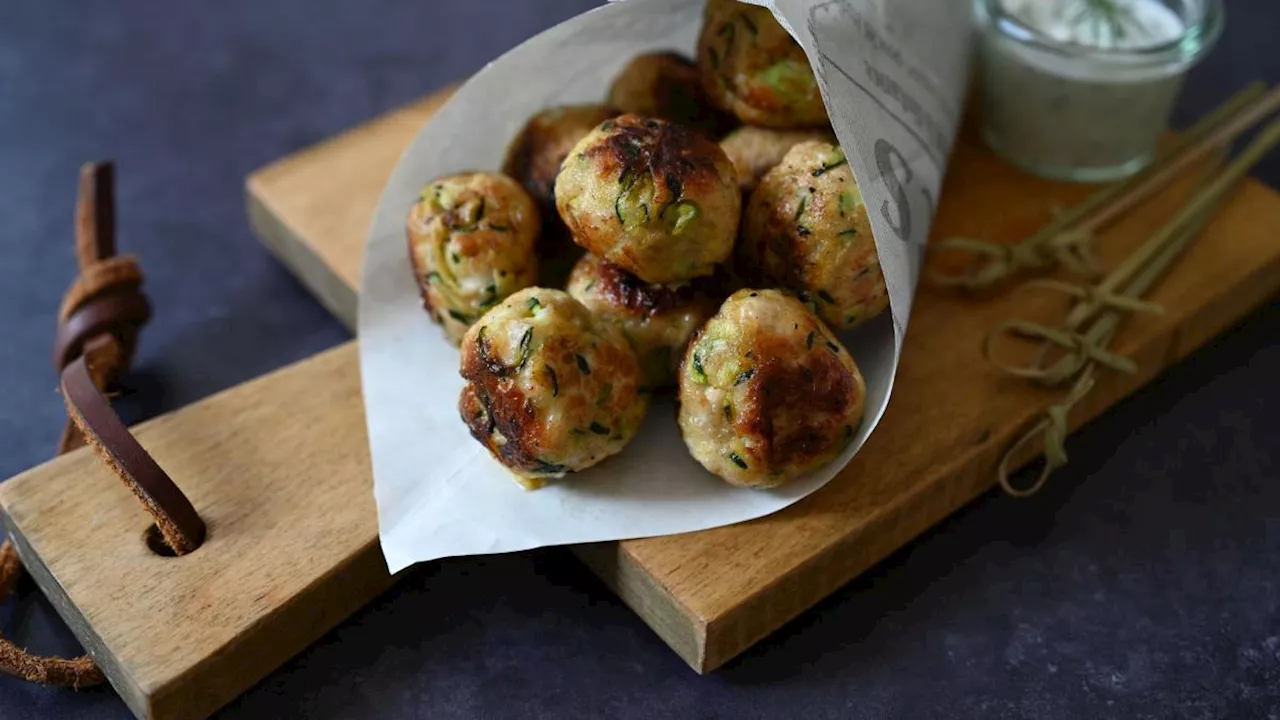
left=976, top=0, right=1221, bottom=181
left=1001, top=0, right=1184, bottom=50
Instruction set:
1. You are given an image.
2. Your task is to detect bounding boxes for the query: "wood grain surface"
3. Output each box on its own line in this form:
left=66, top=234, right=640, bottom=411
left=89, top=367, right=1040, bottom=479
left=3, top=85, right=1278, bottom=719
left=1, top=345, right=388, bottom=720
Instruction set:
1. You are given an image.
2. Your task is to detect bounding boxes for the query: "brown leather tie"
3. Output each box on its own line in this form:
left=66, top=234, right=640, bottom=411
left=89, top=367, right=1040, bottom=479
left=0, top=162, right=206, bottom=687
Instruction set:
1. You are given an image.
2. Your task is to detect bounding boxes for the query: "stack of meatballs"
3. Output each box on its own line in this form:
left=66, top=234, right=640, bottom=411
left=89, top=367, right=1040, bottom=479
left=405, top=0, right=888, bottom=490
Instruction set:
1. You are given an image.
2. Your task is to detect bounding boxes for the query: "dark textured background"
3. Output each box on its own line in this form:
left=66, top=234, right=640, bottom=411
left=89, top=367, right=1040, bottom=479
left=2, top=1, right=1278, bottom=718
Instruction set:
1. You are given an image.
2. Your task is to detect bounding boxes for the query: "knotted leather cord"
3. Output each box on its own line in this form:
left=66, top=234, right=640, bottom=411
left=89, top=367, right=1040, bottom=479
left=0, top=162, right=206, bottom=687
left=990, top=115, right=1280, bottom=497
left=931, top=83, right=1270, bottom=291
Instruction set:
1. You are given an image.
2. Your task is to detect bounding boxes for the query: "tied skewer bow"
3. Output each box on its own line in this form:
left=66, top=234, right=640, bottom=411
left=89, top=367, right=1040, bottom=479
left=933, top=82, right=1280, bottom=290
left=989, top=116, right=1280, bottom=497
left=0, top=163, right=207, bottom=688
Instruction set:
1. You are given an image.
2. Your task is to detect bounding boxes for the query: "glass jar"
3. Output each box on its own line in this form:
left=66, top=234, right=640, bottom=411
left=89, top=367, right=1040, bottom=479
left=975, top=0, right=1223, bottom=182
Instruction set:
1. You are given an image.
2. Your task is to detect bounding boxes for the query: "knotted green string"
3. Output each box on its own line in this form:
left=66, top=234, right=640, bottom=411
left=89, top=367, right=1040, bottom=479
left=986, top=318, right=1136, bottom=382
left=997, top=367, right=1097, bottom=498
left=983, top=278, right=1162, bottom=384
left=931, top=221, right=1102, bottom=290
left=989, top=115, right=1280, bottom=497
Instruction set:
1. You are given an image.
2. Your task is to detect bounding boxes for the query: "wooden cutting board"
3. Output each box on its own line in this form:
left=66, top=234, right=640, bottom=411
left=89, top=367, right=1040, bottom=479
left=3, top=84, right=1278, bottom=720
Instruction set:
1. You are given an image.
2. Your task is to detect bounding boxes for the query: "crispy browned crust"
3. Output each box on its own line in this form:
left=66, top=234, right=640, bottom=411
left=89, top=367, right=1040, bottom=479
left=607, top=52, right=736, bottom=138
left=737, top=331, right=857, bottom=469
left=503, top=106, right=615, bottom=281
left=735, top=203, right=810, bottom=291
left=558, top=113, right=740, bottom=285
left=572, top=254, right=724, bottom=319
left=739, top=159, right=819, bottom=290
left=583, top=114, right=726, bottom=210
left=502, top=105, right=619, bottom=210
left=458, top=331, right=543, bottom=474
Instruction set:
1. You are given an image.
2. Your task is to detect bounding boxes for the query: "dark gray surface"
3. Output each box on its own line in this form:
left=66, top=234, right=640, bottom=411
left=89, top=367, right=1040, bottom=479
left=1, top=1, right=1278, bottom=718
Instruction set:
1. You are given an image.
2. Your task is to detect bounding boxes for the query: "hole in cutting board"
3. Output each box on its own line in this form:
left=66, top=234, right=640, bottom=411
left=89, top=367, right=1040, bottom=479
left=143, top=524, right=179, bottom=557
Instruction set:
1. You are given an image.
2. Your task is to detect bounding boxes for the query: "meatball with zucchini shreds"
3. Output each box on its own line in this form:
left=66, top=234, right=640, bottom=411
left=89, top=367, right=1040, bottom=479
left=502, top=104, right=619, bottom=284
left=739, top=141, right=889, bottom=330
left=459, top=288, right=650, bottom=489
left=567, top=253, right=724, bottom=390
left=697, top=0, right=827, bottom=128
left=407, top=172, right=540, bottom=345
left=554, top=113, right=741, bottom=285
left=720, top=125, right=836, bottom=193
left=607, top=51, right=736, bottom=138
left=677, top=289, right=866, bottom=489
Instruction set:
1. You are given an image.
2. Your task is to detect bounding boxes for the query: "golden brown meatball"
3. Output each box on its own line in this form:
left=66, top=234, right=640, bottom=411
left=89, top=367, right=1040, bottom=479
left=407, top=172, right=540, bottom=344
left=607, top=51, right=736, bottom=138
left=459, top=288, right=650, bottom=488
left=739, top=141, right=888, bottom=330
left=502, top=104, right=619, bottom=284
left=720, top=125, right=836, bottom=192
left=554, top=114, right=740, bottom=284
left=566, top=253, right=724, bottom=390
left=677, top=289, right=865, bottom=488
left=697, top=0, right=827, bottom=128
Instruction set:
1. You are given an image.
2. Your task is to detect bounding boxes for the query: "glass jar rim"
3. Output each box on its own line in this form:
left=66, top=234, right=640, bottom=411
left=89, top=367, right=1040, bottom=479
left=979, top=0, right=1224, bottom=65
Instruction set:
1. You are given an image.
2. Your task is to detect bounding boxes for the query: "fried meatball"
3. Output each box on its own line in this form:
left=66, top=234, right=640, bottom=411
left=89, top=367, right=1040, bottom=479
left=407, top=172, right=540, bottom=344
left=607, top=51, right=736, bottom=138
left=677, top=289, right=865, bottom=488
left=554, top=114, right=740, bottom=284
left=567, top=253, right=724, bottom=390
left=739, top=141, right=888, bottom=330
left=720, top=125, right=836, bottom=192
left=502, top=104, right=619, bottom=284
left=459, top=288, right=650, bottom=488
left=697, top=0, right=827, bottom=128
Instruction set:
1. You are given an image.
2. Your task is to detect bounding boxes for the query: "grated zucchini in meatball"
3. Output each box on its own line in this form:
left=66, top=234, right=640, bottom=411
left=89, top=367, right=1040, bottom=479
left=677, top=289, right=865, bottom=488
left=720, top=125, right=835, bottom=192
left=697, top=0, right=827, bottom=128
left=554, top=114, right=740, bottom=284
left=739, top=141, right=888, bottom=330
left=502, top=104, right=619, bottom=284
left=567, top=253, right=724, bottom=390
left=607, top=51, right=736, bottom=138
left=407, top=172, right=540, bottom=345
left=459, top=288, right=649, bottom=488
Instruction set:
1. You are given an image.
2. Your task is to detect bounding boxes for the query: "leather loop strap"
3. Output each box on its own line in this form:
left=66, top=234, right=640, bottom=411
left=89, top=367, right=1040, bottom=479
left=57, top=256, right=143, bottom=325
left=53, top=290, right=151, bottom=373
left=0, top=161, right=204, bottom=688
left=61, top=355, right=206, bottom=554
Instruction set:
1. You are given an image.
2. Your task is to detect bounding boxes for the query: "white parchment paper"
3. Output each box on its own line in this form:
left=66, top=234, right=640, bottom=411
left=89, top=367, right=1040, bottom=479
left=359, top=0, right=973, bottom=573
